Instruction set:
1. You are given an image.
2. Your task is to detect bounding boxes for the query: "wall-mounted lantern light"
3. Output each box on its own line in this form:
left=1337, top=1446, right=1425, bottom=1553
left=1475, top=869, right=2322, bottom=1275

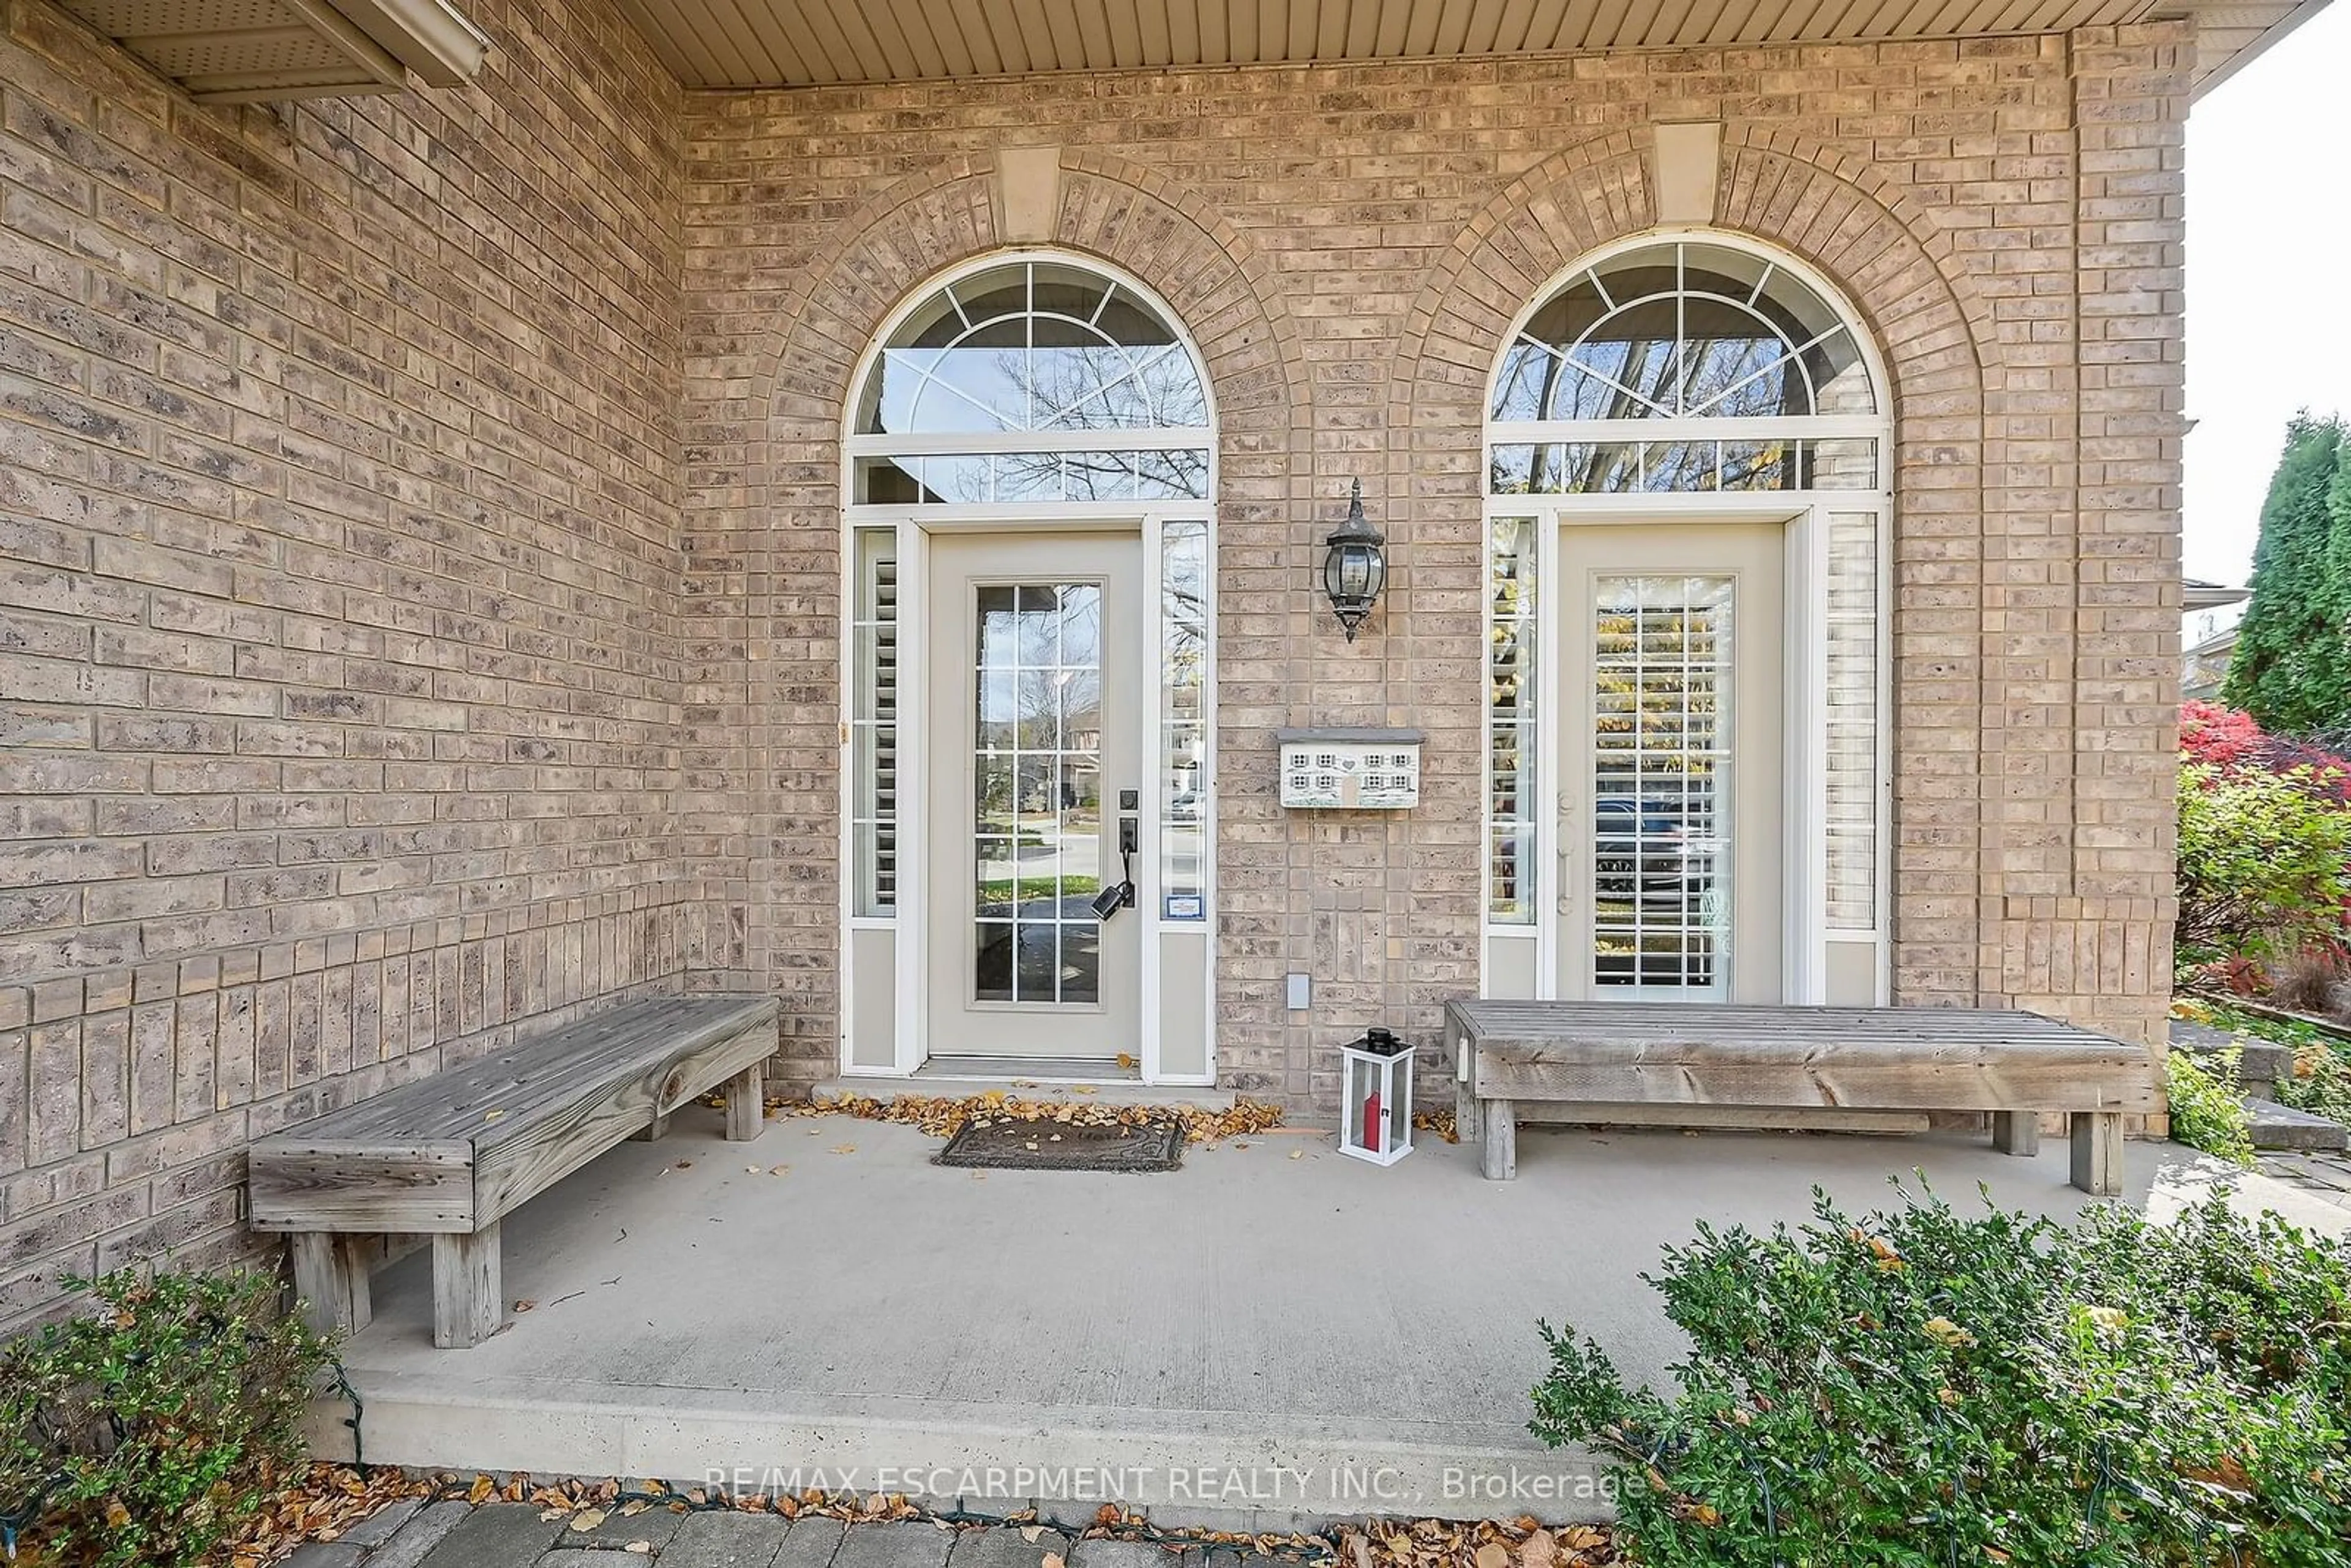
left=1322, top=479, right=1386, bottom=642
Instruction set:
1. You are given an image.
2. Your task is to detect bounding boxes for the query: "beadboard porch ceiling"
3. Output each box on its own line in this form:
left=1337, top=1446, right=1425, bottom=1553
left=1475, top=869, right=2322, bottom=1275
left=612, top=0, right=2323, bottom=98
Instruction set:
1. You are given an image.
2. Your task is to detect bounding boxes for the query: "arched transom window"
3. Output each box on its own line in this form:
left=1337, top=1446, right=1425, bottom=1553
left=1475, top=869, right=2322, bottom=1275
left=1487, top=240, right=1884, bottom=495
left=850, top=258, right=1212, bottom=505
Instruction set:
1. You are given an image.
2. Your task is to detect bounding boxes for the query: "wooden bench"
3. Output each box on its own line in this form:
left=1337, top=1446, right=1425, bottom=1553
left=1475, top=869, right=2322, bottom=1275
left=249, top=994, right=779, bottom=1348
left=1444, top=1000, right=2160, bottom=1196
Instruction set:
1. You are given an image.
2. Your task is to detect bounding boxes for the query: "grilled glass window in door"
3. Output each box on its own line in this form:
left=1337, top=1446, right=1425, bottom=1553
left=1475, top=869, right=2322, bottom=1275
left=1591, top=577, right=1731, bottom=991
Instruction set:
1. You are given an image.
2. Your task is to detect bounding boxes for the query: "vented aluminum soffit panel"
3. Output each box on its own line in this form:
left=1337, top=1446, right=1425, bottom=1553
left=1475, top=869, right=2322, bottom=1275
left=54, top=0, right=489, bottom=103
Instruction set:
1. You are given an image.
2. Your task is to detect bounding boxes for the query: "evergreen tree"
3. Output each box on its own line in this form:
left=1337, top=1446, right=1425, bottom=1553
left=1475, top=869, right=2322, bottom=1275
left=2222, top=415, right=2351, bottom=734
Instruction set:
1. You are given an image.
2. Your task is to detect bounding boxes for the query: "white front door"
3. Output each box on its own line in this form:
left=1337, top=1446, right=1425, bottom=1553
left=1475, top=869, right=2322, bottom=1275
left=1556, top=523, right=1785, bottom=1002
left=926, top=531, right=1145, bottom=1059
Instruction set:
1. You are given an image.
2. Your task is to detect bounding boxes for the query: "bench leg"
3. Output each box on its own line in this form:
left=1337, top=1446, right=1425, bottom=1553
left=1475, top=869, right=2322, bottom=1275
left=432, top=1225, right=503, bottom=1349
left=631, top=1112, right=669, bottom=1142
left=2069, top=1112, right=2124, bottom=1197
left=1446, top=1013, right=1479, bottom=1142
left=726, top=1061, right=764, bottom=1141
left=1480, top=1098, right=1517, bottom=1180
left=290, top=1233, right=372, bottom=1338
left=1991, top=1110, right=2041, bottom=1158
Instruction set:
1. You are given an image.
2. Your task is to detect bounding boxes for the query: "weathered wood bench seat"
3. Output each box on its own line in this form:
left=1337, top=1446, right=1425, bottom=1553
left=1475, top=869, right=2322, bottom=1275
left=1444, top=1000, right=2160, bottom=1196
left=249, top=994, right=779, bottom=1347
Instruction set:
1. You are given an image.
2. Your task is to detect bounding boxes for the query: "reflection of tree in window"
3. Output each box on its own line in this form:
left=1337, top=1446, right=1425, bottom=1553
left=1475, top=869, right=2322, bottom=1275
left=1488, top=244, right=1872, bottom=498
left=857, top=260, right=1212, bottom=506
left=992, top=344, right=1209, bottom=501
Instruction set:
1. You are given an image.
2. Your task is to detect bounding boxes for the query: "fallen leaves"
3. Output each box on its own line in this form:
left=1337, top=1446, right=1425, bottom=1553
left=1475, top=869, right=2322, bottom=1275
left=211, top=1466, right=1616, bottom=1568
left=215, top=1463, right=437, bottom=1568
left=1335, top=1517, right=1615, bottom=1568
left=774, top=1092, right=1286, bottom=1147
left=1410, top=1108, right=1460, bottom=1144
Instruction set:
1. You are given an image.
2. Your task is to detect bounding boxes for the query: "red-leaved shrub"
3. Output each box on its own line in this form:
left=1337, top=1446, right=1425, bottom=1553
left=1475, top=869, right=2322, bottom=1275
left=2181, top=700, right=2351, bottom=801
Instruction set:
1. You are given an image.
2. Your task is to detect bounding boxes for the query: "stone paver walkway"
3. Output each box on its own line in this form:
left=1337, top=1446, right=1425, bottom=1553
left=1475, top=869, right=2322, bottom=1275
left=2257, top=1149, right=2351, bottom=1212
left=290, top=1503, right=1275, bottom=1568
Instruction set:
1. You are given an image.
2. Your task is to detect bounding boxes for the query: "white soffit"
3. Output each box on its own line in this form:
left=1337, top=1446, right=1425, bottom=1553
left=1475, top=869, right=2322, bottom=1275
left=612, top=0, right=2323, bottom=99
left=2186, top=0, right=2331, bottom=96
left=53, top=0, right=489, bottom=102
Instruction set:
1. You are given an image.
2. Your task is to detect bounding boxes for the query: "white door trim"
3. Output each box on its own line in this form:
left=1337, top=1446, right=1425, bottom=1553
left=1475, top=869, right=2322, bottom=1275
left=832, top=249, right=1223, bottom=1087
left=837, top=511, right=1216, bottom=1086
left=1479, top=498, right=1888, bottom=1008
left=1138, top=511, right=1220, bottom=1086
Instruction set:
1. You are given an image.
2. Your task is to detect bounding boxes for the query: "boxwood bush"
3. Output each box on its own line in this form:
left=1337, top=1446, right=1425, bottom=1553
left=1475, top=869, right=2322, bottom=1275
left=1, top=1267, right=332, bottom=1567
left=1531, top=1187, right=2350, bottom=1567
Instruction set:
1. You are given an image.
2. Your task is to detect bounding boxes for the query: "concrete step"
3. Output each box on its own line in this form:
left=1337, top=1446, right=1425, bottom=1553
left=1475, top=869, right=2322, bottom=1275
left=813, top=1073, right=1237, bottom=1112
left=2168, top=1020, right=2291, bottom=1090
left=2246, top=1097, right=2350, bottom=1152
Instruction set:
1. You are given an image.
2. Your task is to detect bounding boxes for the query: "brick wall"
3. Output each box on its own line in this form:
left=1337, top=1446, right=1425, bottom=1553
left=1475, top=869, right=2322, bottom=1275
left=680, top=28, right=2190, bottom=1101
left=0, top=1, right=2189, bottom=1329
left=0, top=0, right=723, bottom=1330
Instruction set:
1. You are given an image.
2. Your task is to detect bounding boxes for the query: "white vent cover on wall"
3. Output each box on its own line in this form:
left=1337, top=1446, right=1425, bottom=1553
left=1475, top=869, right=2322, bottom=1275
left=1277, top=729, right=1423, bottom=811
left=54, top=0, right=489, bottom=102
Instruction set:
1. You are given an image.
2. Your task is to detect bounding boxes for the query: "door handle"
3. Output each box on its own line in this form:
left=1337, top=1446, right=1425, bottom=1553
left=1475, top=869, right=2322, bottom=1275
left=1093, top=812, right=1139, bottom=920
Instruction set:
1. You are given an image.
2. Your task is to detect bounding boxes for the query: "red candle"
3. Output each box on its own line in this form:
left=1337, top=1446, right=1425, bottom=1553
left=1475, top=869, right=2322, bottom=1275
left=1363, top=1086, right=1382, bottom=1152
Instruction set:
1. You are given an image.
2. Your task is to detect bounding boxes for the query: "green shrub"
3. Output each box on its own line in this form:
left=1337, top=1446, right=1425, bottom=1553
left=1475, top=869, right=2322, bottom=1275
left=1529, top=1187, right=2351, bottom=1567
left=0, top=1267, right=332, bottom=1568
left=2181, top=1000, right=2351, bottom=1131
left=2276, top=1041, right=2351, bottom=1126
left=2176, top=760, right=2351, bottom=964
left=2166, top=1047, right=2256, bottom=1165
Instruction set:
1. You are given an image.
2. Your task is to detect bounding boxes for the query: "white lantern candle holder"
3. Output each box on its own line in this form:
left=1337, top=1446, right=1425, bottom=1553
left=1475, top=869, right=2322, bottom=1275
left=1338, top=1027, right=1415, bottom=1166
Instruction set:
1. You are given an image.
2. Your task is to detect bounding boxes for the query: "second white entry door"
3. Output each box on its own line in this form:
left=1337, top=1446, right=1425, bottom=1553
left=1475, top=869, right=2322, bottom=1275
left=1556, top=523, right=1786, bottom=1003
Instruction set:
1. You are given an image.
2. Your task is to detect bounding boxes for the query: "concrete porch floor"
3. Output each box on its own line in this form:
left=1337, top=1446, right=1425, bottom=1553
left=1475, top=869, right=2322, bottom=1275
left=317, top=1107, right=2350, bottom=1528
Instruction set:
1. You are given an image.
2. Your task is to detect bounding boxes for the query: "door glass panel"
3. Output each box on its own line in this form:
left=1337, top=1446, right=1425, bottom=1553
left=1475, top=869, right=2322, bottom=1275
left=1591, top=576, right=1731, bottom=992
left=850, top=529, right=898, bottom=916
left=1488, top=516, right=1538, bottom=923
left=973, top=582, right=1104, bottom=1004
left=1825, top=512, right=1880, bottom=928
left=1160, top=522, right=1209, bottom=919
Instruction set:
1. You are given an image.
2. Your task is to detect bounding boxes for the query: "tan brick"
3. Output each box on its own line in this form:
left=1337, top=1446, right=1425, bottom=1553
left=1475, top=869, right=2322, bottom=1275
left=0, top=0, right=2189, bottom=1326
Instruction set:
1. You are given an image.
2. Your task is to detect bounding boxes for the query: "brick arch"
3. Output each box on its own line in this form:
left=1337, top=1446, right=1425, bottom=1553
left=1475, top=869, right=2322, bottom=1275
left=1715, top=125, right=2002, bottom=381
left=1388, top=125, right=1993, bottom=443
left=1386, top=129, right=1655, bottom=446
left=729, top=154, right=1307, bottom=1057
left=743, top=154, right=1307, bottom=458
left=1387, top=124, right=2003, bottom=1013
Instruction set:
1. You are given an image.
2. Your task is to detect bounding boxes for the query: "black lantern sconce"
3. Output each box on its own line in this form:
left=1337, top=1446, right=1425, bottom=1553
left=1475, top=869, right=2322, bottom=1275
left=1322, top=479, right=1387, bottom=642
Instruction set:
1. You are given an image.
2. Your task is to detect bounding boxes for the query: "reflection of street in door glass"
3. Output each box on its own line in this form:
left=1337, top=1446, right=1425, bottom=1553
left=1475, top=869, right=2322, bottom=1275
left=1591, top=577, right=1731, bottom=991
left=973, top=580, right=1104, bottom=1005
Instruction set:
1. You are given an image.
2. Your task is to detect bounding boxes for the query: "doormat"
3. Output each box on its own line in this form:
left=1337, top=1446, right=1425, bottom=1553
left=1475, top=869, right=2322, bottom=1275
left=936, top=1115, right=1184, bottom=1172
